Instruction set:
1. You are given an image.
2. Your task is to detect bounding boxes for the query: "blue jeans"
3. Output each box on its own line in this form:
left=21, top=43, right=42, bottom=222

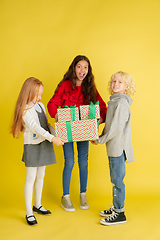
left=108, top=151, right=126, bottom=213
left=62, top=141, right=89, bottom=196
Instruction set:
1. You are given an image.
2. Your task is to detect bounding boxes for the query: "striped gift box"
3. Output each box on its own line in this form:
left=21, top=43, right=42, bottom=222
left=57, top=107, right=79, bottom=122
left=80, top=104, right=100, bottom=120
left=55, top=119, right=99, bottom=142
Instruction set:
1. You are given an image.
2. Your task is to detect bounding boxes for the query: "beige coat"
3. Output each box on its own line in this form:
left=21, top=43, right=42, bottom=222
left=98, top=93, right=135, bottom=163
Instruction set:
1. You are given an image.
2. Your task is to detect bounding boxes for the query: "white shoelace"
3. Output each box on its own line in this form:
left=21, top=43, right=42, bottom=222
left=104, top=205, right=114, bottom=214
left=108, top=205, right=114, bottom=211
left=106, top=211, right=119, bottom=221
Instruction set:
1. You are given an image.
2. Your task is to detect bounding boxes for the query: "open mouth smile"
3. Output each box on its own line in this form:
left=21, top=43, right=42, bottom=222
left=79, top=73, right=85, bottom=78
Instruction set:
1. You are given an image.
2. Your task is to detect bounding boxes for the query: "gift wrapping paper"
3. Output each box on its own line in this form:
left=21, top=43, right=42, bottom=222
left=57, top=107, right=79, bottom=122
left=55, top=119, right=99, bottom=142
left=80, top=105, right=100, bottom=120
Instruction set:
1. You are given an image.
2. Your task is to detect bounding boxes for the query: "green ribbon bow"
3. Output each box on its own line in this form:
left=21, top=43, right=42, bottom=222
left=89, top=101, right=100, bottom=119
left=62, top=105, right=77, bottom=121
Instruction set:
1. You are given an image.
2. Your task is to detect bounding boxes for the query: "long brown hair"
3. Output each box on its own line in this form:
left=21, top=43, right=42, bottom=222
left=10, top=77, right=43, bottom=138
left=53, top=55, right=97, bottom=104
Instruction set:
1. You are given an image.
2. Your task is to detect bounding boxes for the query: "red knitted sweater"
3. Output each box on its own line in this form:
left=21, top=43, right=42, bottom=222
left=47, top=80, right=107, bottom=122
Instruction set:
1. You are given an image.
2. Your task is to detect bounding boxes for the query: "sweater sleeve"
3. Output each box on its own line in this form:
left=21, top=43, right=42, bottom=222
left=98, top=102, right=129, bottom=144
left=96, top=90, right=107, bottom=123
left=23, top=110, right=54, bottom=142
left=47, top=82, right=66, bottom=118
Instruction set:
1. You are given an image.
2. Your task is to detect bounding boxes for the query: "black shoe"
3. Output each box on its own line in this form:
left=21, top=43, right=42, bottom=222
left=99, top=205, right=114, bottom=217
left=33, top=205, right=51, bottom=215
left=100, top=211, right=127, bottom=226
left=26, top=215, right=37, bottom=226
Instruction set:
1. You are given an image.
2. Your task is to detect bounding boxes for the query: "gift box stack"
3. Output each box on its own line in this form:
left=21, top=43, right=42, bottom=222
left=55, top=103, right=100, bottom=142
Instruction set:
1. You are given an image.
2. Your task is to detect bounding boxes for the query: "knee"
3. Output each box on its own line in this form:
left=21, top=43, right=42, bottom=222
left=36, top=167, right=45, bottom=180
left=64, top=160, right=74, bottom=170
left=111, top=177, right=125, bottom=189
left=78, top=159, right=88, bottom=169
left=26, top=172, right=36, bottom=184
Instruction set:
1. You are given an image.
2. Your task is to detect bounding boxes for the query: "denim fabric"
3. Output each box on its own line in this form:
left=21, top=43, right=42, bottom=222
left=108, top=151, right=126, bottom=212
left=62, top=141, right=89, bottom=195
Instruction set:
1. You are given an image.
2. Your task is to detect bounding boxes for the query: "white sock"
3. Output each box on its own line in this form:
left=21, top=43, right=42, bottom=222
left=80, top=192, right=86, bottom=196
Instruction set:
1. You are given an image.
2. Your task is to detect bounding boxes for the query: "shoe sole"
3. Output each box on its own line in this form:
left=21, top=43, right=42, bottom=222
left=80, top=205, right=89, bottom=210
left=33, top=210, right=51, bottom=215
left=27, top=221, right=38, bottom=226
left=100, top=219, right=127, bottom=226
left=61, top=203, right=75, bottom=212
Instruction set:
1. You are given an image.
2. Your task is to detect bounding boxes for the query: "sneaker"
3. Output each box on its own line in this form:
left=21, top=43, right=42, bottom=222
left=100, top=211, right=127, bottom=226
left=80, top=192, right=89, bottom=210
left=99, top=205, right=114, bottom=217
left=61, top=195, right=75, bottom=212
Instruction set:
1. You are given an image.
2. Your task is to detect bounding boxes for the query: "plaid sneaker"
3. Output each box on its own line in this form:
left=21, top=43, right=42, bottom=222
left=99, top=205, right=114, bottom=217
left=100, top=211, right=127, bottom=226
left=80, top=193, right=89, bottom=210
left=61, top=195, right=75, bottom=212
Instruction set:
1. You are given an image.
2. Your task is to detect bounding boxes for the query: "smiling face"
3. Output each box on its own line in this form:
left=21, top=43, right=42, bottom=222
left=75, top=60, right=89, bottom=86
left=32, top=85, right=43, bottom=104
left=111, top=75, right=127, bottom=94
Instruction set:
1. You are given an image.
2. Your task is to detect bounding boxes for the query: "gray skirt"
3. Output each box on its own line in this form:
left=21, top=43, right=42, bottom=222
left=22, top=140, right=56, bottom=167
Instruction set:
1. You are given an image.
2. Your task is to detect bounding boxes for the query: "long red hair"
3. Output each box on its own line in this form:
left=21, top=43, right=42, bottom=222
left=10, top=77, right=43, bottom=138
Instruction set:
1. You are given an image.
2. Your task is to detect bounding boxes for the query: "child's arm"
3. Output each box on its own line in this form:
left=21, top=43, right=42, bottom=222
left=23, top=110, right=63, bottom=143
left=48, top=123, right=56, bottom=136
left=38, top=102, right=57, bottom=136
left=98, top=103, right=129, bottom=144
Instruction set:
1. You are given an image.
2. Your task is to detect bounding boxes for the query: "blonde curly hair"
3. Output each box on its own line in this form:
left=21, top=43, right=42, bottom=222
left=108, top=71, right=136, bottom=96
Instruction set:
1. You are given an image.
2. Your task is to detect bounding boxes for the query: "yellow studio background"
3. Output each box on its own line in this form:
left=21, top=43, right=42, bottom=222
left=0, top=0, right=160, bottom=239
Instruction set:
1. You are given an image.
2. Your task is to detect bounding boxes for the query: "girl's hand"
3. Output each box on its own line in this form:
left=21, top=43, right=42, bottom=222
left=55, top=114, right=58, bottom=122
left=90, top=140, right=97, bottom=145
left=51, top=137, right=64, bottom=146
left=99, top=117, right=103, bottom=125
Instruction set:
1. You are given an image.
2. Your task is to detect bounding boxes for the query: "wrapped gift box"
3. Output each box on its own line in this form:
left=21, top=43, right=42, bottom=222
left=80, top=103, right=100, bottom=120
left=55, top=119, right=99, bottom=142
left=57, top=106, right=79, bottom=122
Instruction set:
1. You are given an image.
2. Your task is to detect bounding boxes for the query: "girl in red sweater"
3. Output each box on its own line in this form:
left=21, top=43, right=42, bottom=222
left=47, top=55, right=106, bottom=212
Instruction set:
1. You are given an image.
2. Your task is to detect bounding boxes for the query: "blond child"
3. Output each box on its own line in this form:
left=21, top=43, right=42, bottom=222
left=11, top=77, right=64, bottom=226
left=93, top=71, right=136, bottom=226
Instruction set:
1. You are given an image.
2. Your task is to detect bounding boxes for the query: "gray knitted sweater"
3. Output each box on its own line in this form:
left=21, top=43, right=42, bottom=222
left=98, top=93, right=135, bottom=163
